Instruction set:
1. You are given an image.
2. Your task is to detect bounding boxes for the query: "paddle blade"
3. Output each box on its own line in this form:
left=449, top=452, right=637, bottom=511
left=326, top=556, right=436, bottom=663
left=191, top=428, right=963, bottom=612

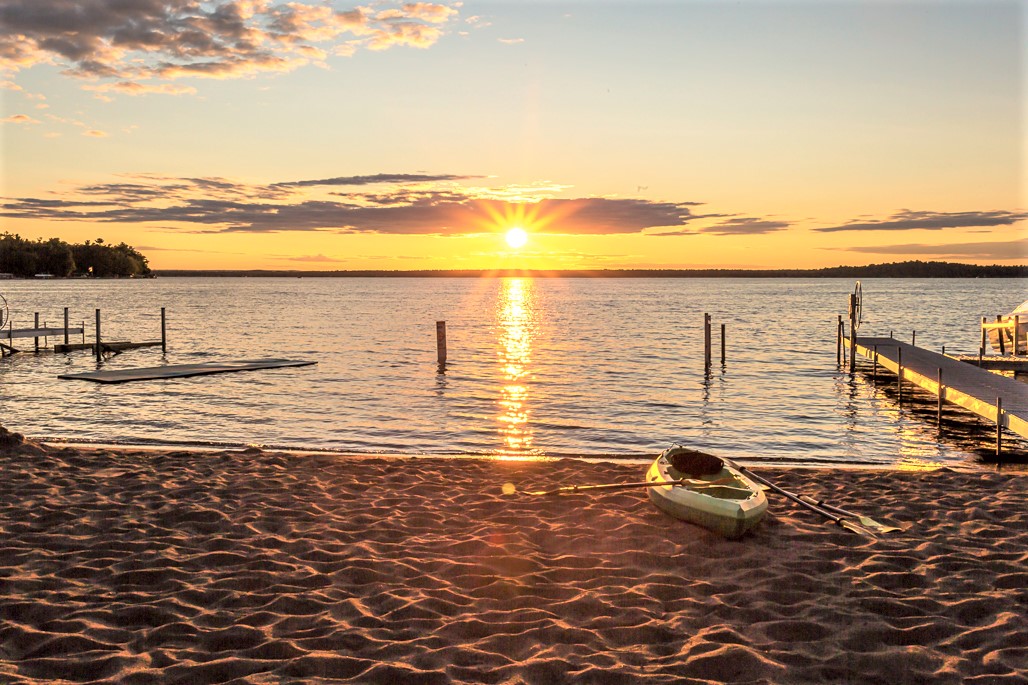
left=854, top=516, right=902, bottom=534
left=837, top=519, right=876, bottom=538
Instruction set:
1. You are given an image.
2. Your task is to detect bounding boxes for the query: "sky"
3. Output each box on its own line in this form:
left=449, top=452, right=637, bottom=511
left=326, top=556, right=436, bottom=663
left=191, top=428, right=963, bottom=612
left=1, top=0, right=1025, bottom=271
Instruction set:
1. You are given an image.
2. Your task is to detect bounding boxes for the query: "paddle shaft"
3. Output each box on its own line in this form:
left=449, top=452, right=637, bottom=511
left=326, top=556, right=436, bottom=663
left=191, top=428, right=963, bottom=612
left=798, top=496, right=860, bottom=520
left=726, top=461, right=871, bottom=535
left=525, top=478, right=686, bottom=496
left=797, top=495, right=901, bottom=533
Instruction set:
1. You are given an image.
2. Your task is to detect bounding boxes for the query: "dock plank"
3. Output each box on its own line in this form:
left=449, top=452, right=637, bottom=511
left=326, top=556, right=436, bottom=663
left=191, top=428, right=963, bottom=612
left=850, top=336, right=1028, bottom=440
left=58, top=358, right=316, bottom=384
left=2, top=327, right=85, bottom=339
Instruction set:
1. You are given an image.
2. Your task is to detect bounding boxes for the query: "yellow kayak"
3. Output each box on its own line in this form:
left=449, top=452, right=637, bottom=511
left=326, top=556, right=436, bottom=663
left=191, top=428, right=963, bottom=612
left=647, top=446, right=767, bottom=539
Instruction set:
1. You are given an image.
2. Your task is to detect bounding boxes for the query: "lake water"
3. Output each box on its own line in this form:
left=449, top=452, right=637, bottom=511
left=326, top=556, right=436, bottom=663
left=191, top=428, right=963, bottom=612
left=1, top=277, right=1025, bottom=468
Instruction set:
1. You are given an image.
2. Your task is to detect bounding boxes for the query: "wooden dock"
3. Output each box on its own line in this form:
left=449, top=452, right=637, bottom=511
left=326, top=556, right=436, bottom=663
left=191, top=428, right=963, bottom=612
left=847, top=336, right=1028, bottom=442
left=59, top=358, right=316, bottom=384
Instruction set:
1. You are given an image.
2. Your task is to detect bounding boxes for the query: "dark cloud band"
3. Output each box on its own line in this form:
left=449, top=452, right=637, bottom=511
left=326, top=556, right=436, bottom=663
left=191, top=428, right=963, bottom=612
left=815, top=210, right=1027, bottom=233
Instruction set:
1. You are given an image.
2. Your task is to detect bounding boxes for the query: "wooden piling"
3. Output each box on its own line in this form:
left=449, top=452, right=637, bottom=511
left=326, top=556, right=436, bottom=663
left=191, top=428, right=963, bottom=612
left=95, top=309, right=101, bottom=361
left=720, top=323, right=726, bottom=365
left=161, top=307, right=167, bottom=353
left=996, top=397, right=1003, bottom=458
left=897, top=347, right=903, bottom=402
left=34, top=312, right=40, bottom=353
left=64, top=307, right=70, bottom=345
left=980, top=316, right=987, bottom=354
left=911, top=330, right=916, bottom=346
left=436, top=321, right=447, bottom=366
left=703, top=313, right=712, bottom=369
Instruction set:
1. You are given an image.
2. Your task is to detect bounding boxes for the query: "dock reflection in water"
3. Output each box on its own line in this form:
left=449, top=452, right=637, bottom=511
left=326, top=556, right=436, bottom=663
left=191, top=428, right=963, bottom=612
left=496, top=278, right=537, bottom=456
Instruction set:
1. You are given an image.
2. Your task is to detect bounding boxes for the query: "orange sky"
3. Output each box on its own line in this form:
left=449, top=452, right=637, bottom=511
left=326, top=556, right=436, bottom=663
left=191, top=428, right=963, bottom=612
left=2, top=1, right=1024, bottom=270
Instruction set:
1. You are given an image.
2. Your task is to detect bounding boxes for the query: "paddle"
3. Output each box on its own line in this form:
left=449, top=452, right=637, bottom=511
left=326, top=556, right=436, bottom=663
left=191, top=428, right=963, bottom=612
left=796, top=495, right=901, bottom=534
left=721, top=458, right=876, bottom=537
left=507, top=475, right=736, bottom=497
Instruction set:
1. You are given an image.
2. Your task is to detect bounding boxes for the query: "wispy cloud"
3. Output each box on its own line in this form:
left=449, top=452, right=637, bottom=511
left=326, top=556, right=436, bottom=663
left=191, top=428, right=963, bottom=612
left=271, top=173, right=481, bottom=189
left=697, top=217, right=790, bottom=235
left=833, top=240, right=1027, bottom=260
left=814, top=210, right=1027, bottom=233
left=278, top=253, right=347, bottom=263
left=0, top=1, right=462, bottom=95
left=1, top=113, right=39, bottom=124
left=0, top=172, right=701, bottom=235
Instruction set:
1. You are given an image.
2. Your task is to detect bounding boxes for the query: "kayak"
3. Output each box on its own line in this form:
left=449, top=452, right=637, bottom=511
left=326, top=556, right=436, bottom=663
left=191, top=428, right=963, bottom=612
left=646, top=446, right=767, bottom=539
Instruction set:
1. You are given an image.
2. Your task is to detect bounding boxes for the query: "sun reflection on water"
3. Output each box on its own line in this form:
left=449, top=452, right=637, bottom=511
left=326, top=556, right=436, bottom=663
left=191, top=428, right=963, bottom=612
left=496, top=278, right=537, bottom=457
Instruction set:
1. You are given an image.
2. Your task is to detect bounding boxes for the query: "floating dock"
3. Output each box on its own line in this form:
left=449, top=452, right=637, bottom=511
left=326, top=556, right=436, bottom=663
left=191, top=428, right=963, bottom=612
left=847, top=336, right=1028, bottom=442
left=59, top=359, right=316, bottom=384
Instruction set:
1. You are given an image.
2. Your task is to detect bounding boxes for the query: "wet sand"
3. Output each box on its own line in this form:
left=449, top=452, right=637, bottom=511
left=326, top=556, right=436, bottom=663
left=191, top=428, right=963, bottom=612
left=0, top=439, right=1025, bottom=684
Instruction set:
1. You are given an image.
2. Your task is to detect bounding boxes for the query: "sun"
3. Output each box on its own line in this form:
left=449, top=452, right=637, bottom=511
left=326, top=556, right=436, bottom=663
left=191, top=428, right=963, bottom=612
left=505, top=227, right=528, bottom=249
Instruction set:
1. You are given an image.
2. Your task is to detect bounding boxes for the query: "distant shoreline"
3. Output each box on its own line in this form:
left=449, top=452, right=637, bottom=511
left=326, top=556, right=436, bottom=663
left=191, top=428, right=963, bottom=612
left=152, top=261, right=1025, bottom=278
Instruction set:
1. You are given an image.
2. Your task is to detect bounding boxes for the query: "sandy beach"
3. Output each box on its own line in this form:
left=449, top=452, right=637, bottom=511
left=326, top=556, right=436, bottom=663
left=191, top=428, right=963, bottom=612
left=0, top=432, right=1025, bottom=684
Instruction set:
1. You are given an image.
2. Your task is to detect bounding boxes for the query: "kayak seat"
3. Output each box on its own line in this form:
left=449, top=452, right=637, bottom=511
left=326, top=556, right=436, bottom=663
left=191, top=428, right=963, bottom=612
left=665, top=447, right=724, bottom=477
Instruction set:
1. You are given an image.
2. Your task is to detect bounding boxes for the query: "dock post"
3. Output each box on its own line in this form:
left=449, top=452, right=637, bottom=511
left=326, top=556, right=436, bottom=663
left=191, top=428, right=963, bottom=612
left=897, top=347, right=903, bottom=402
left=996, top=397, right=1003, bottom=458
left=980, top=317, right=987, bottom=355
left=836, top=315, right=842, bottom=366
left=704, top=313, right=711, bottom=369
left=161, top=307, right=167, bottom=353
left=95, top=309, right=101, bottom=361
left=912, top=330, right=916, bottom=346
left=937, top=368, right=943, bottom=424
left=847, top=294, right=856, bottom=373
left=64, top=307, right=70, bottom=345
left=34, top=312, right=40, bottom=353
left=720, top=323, right=726, bottom=365
left=436, top=321, right=447, bottom=367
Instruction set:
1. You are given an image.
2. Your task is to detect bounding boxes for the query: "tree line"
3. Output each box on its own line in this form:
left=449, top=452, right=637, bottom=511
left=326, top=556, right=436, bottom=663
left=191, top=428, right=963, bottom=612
left=155, top=261, right=1026, bottom=279
left=0, top=233, right=151, bottom=278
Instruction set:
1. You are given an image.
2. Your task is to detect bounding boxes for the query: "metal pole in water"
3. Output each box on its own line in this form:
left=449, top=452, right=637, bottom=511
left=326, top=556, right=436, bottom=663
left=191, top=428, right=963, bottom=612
left=848, top=293, right=856, bottom=373
left=720, top=323, right=726, bottom=365
left=704, top=313, right=711, bottom=369
left=436, top=321, right=447, bottom=366
left=95, top=309, right=101, bottom=361
left=836, top=315, right=842, bottom=366
left=161, top=307, right=167, bottom=353
left=34, top=312, right=39, bottom=353
left=64, top=307, right=70, bottom=345
left=912, top=330, right=916, bottom=346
